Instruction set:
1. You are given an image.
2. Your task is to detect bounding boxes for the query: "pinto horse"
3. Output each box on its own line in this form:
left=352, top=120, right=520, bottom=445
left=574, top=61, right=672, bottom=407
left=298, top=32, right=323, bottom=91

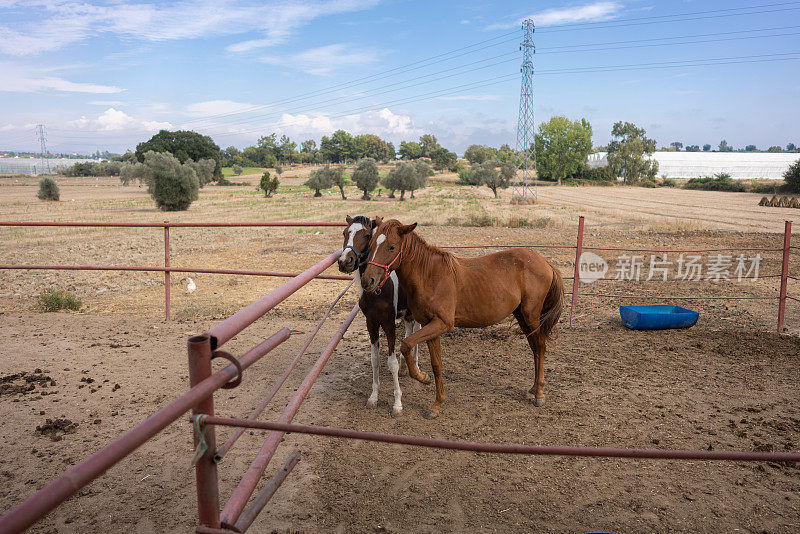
left=361, top=218, right=563, bottom=419
left=338, top=215, right=420, bottom=416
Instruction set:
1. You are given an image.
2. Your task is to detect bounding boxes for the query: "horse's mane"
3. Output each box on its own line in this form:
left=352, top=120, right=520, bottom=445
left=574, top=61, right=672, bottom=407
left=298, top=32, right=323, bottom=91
left=383, top=220, right=457, bottom=274
left=350, top=214, right=373, bottom=228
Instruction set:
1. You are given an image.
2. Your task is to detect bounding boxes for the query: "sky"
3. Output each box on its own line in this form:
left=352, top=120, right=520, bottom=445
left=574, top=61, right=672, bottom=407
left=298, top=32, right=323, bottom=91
left=0, top=0, right=798, bottom=156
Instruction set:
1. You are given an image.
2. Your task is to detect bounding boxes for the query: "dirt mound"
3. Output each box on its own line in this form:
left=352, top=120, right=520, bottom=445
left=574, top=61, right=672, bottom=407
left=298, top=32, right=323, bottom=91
left=35, top=418, right=79, bottom=441
left=0, top=370, right=55, bottom=396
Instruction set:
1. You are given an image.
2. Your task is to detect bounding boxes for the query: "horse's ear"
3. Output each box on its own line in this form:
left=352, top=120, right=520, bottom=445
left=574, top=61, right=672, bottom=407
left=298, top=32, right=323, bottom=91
left=399, top=222, right=417, bottom=235
left=345, top=214, right=353, bottom=225
left=374, top=216, right=383, bottom=227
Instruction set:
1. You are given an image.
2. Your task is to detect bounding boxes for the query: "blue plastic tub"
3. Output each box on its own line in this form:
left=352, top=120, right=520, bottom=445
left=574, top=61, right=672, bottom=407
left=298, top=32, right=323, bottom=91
left=619, top=304, right=699, bottom=330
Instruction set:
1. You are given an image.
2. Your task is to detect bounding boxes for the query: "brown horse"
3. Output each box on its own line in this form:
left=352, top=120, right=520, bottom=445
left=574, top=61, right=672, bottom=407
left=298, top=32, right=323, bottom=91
left=361, top=218, right=563, bottom=419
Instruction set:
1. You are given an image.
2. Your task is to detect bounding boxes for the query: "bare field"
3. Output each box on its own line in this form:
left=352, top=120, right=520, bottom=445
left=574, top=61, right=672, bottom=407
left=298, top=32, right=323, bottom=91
left=1, top=171, right=799, bottom=533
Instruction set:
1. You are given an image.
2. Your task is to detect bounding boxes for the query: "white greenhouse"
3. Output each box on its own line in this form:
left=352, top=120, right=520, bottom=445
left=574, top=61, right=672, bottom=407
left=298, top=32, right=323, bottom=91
left=587, top=152, right=798, bottom=180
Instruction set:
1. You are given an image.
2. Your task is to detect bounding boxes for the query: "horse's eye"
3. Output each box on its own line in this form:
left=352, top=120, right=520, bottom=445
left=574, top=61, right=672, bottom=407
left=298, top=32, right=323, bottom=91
left=389, top=246, right=395, bottom=251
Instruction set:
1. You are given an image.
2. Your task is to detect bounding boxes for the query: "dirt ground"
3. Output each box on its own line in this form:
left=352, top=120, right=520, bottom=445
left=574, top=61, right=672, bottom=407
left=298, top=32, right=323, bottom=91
left=1, top=172, right=799, bottom=532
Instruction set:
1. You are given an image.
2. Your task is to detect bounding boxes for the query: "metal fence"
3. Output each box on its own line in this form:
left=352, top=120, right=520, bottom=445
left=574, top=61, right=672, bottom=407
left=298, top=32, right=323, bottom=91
left=1, top=217, right=796, bottom=330
left=0, top=236, right=798, bottom=532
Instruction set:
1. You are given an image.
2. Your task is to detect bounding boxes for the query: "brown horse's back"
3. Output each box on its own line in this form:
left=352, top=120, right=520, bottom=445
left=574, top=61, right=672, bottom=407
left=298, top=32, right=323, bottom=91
left=452, top=248, right=557, bottom=328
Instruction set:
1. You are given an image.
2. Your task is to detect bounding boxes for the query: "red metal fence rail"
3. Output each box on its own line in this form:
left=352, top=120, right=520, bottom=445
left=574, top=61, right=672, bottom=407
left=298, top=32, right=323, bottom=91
left=1, top=217, right=796, bottom=329
left=0, top=221, right=349, bottom=320
left=0, top=246, right=355, bottom=533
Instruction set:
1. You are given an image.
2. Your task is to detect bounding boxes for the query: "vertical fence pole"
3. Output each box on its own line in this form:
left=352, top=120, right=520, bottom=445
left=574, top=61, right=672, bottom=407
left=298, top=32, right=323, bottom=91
left=164, top=222, right=171, bottom=321
left=569, top=216, right=585, bottom=327
left=188, top=335, right=221, bottom=529
left=778, top=220, right=792, bottom=332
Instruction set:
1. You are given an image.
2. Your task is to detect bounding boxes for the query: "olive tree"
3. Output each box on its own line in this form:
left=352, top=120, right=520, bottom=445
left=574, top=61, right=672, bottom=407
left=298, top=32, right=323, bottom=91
left=352, top=158, right=380, bottom=199
left=259, top=170, right=279, bottom=197
left=304, top=167, right=333, bottom=197
left=143, top=151, right=200, bottom=211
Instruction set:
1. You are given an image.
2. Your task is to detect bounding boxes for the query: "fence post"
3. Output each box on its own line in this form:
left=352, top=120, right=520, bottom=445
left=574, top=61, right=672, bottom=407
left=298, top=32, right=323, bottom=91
left=164, top=222, right=170, bottom=321
left=570, top=216, right=584, bottom=327
left=188, top=335, right=221, bottom=528
left=778, top=220, right=792, bottom=332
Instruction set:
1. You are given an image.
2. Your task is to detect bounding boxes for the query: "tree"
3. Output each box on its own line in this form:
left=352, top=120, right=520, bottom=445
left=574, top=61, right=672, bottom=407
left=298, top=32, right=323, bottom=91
left=327, top=165, right=347, bottom=199
left=232, top=164, right=243, bottom=176
left=259, top=170, right=279, bottom=197
left=685, top=145, right=701, bottom=152
left=120, top=161, right=152, bottom=185
left=458, top=168, right=478, bottom=185
left=670, top=141, right=683, bottom=151
left=787, top=143, right=796, bottom=152
left=471, top=160, right=512, bottom=198
left=409, top=160, right=431, bottom=198
left=718, top=139, right=733, bottom=152
left=382, top=163, right=416, bottom=200
left=352, top=158, right=380, bottom=199
left=222, top=146, right=240, bottom=166
left=143, top=151, right=200, bottom=211
left=354, top=134, right=395, bottom=162
left=784, top=158, right=800, bottom=193
left=496, top=144, right=516, bottom=164
left=534, top=116, right=593, bottom=185
left=277, top=135, right=298, bottom=164
left=463, top=144, right=498, bottom=164
left=320, top=130, right=355, bottom=163
left=135, top=130, right=222, bottom=179
left=185, top=158, right=216, bottom=185
left=703, top=144, right=712, bottom=152
left=767, top=146, right=783, bottom=153
left=745, top=144, right=758, bottom=152
left=398, top=141, right=422, bottom=160
left=430, top=147, right=457, bottom=172
left=304, top=167, right=333, bottom=197
left=37, top=176, right=59, bottom=201
left=606, top=121, right=658, bottom=184
left=418, top=134, right=442, bottom=158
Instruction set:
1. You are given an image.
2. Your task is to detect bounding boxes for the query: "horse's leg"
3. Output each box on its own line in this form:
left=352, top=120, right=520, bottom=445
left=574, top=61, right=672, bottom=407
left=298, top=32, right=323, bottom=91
left=399, top=318, right=419, bottom=375
left=514, top=308, right=546, bottom=407
left=410, top=320, right=421, bottom=369
left=424, top=336, right=445, bottom=419
left=365, top=318, right=381, bottom=408
left=383, top=317, right=403, bottom=417
left=400, top=317, right=451, bottom=386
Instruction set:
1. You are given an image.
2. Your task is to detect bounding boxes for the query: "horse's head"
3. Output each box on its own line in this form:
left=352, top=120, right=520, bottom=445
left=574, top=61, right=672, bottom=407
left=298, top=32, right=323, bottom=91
left=338, top=215, right=376, bottom=273
left=361, top=217, right=417, bottom=294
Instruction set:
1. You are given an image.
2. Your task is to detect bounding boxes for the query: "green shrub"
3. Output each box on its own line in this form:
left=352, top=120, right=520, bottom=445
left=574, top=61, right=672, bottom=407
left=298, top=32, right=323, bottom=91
left=37, top=176, right=60, bottom=200
left=458, top=168, right=477, bottom=186
left=38, top=288, right=81, bottom=312
left=570, top=164, right=616, bottom=182
left=144, top=151, right=200, bottom=211
left=232, top=164, right=243, bottom=176
left=259, top=170, right=279, bottom=197
left=119, top=161, right=151, bottom=186
left=685, top=173, right=745, bottom=192
left=784, top=159, right=800, bottom=193
left=659, top=178, right=677, bottom=188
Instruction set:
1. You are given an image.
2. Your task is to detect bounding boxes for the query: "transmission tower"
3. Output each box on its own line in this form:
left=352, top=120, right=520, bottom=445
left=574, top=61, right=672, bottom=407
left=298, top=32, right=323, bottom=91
left=35, top=124, right=51, bottom=175
left=513, top=19, right=535, bottom=201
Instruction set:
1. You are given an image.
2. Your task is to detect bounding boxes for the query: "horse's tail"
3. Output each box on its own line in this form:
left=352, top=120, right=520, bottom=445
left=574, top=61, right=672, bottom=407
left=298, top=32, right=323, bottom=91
left=538, top=262, right=564, bottom=341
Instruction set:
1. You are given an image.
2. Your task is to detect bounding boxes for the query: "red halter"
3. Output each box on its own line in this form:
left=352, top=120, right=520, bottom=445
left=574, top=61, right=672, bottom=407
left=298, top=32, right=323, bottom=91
left=367, top=241, right=403, bottom=292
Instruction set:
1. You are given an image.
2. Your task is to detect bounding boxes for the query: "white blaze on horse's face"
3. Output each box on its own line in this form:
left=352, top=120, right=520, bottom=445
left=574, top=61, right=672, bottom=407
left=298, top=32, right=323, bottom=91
left=370, top=233, right=386, bottom=262
left=340, top=222, right=365, bottom=263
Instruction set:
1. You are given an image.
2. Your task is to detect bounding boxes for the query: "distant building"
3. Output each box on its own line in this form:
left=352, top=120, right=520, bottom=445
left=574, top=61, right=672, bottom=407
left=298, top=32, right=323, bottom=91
left=587, top=152, right=798, bottom=180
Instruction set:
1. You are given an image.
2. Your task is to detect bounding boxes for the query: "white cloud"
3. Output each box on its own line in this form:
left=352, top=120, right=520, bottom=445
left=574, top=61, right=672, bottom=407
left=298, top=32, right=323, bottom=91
left=0, top=123, right=15, bottom=132
left=0, top=62, right=121, bottom=93
left=486, top=1, right=623, bottom=30
left=260, top=43, right=378, bottom=75
left=213, top=108, right=421, bottom=144
left=0, top=0, right=381, bottom=56
left=186, top=100, right=256, bottom=117
left=67, top=108, right=172, bottom=132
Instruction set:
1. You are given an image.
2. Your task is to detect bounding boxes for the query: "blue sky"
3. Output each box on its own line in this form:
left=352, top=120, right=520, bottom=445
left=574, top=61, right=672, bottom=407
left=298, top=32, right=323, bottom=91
left=1, top=0, right=798, bottom=155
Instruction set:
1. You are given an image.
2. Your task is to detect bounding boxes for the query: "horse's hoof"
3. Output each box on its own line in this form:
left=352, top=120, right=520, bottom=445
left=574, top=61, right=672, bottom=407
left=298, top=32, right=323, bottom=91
left=391, top=407, right=403, bottom=418
left=418, top=372, right=431, bottom=385
left=525, top=392, right=545, bottom=406
left=423, top=410, right=439, bottom=420
left=366, top=398, right=378, bottom=409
